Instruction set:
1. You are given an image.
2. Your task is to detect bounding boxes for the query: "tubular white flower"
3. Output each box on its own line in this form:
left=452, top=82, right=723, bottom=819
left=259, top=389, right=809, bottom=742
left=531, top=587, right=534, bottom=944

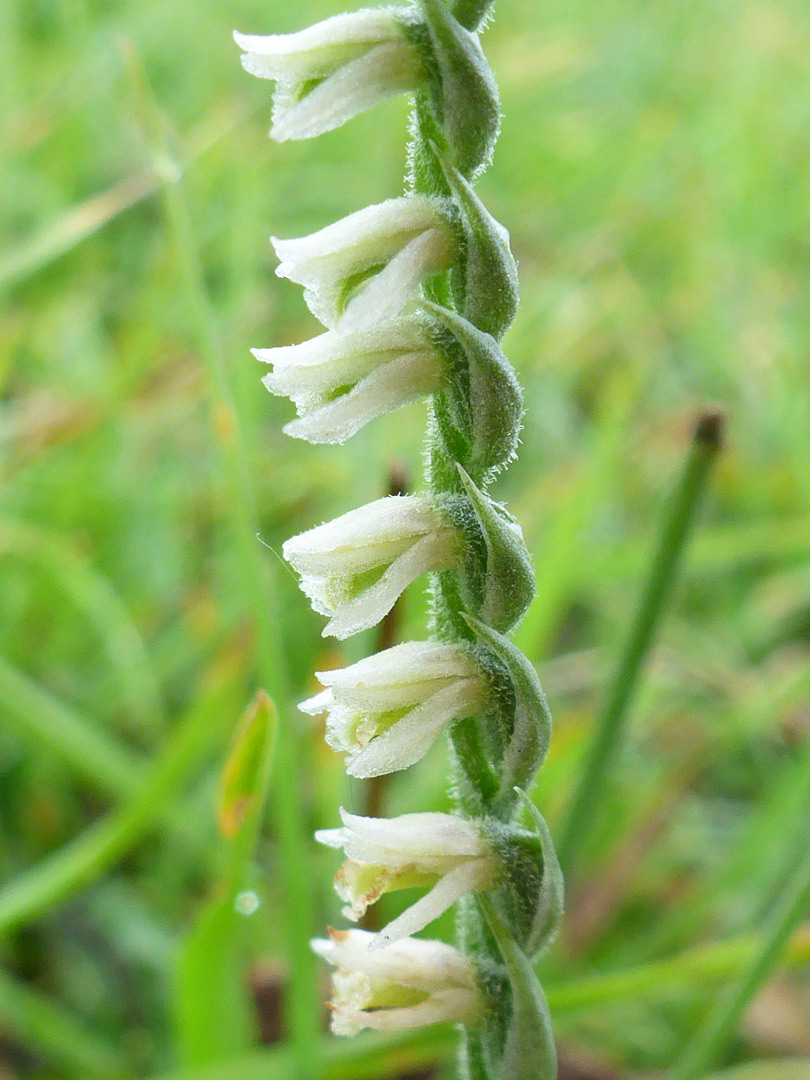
left=282, top=496, right=461, bottom=640
left=255, top=318, right=442, bottom=444
left=316, top=809, right=496, bottom=948
left=272, top=197, right=457, bottom=332
left=301, top=640, right=488, bottom=777
left=312, top=928, right=482, bottom=1036
left=234, top=9, right=423, bottom=142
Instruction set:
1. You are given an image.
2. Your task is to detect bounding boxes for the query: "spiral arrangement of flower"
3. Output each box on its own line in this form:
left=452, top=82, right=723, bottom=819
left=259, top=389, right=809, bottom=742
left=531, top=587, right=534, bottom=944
left=236, top=3, right=564, bottom=1076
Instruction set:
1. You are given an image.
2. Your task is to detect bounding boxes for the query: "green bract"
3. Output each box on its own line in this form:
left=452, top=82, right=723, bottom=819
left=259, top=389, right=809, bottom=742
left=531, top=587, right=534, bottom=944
left=454, top=466, right=535, bottom=635
left=423, top=301, right=523, bottom=483
left=416, top=0, right=500, bottom=178
left=438, top=153, right=520, bottom=341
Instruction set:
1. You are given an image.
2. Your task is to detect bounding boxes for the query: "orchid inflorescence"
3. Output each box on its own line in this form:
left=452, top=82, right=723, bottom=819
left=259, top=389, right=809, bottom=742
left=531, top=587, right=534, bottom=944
left=236, top=2, right=563, bottom=1076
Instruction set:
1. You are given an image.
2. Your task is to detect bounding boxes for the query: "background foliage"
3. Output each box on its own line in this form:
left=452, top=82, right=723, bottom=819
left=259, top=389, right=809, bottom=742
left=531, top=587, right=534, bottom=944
left=2, top=0, right=810, bottom=1077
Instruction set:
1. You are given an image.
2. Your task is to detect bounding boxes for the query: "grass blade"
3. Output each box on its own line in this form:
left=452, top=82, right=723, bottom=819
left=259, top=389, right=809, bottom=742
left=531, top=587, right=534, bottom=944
left=559, top=409, right=724, bottom=875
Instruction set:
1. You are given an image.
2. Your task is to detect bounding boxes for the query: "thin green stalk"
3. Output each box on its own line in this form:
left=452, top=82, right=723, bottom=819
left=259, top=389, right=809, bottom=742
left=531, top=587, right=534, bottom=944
left=671, top=847, right=810, bottom=1080
left=0, top=675, right=232, bottom=935
left=132, top=60, right=319, bottom=1079
left=559, top=410, right=724, bottom=874
left=0, top=966, right=127, bottom=1079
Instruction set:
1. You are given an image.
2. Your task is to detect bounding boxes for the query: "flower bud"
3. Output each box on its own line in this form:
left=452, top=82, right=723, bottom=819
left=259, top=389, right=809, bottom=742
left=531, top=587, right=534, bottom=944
left=312, top=928, right=482, bottom=1035
left=283, top=495, right=461, bottom=640
left=300, top=639, right=489, bottom=777
left=234, top=9, right=423, bottom=142
left=316, top=809, right=496, bottom=947
left=255, top=318, right=442, bottom=444
left=272, top=197, right=457, bottom=332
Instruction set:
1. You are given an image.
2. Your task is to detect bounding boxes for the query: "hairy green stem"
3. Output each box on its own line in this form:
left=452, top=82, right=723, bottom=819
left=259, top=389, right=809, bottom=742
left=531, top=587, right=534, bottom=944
left=559, top=409, right=724, bottom=875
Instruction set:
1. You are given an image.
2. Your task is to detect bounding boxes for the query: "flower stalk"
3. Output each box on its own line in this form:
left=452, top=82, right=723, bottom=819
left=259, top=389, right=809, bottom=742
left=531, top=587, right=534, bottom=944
left=236, top=2, right=563, bottom=1076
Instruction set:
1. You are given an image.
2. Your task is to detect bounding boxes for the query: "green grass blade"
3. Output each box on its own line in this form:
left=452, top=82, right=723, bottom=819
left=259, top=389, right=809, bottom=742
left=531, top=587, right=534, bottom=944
left=559, top=410, right=724, bottom=875
left=0, top=655, right=140, bottom=798
left=174, top=692, right=277, bottom=1065
left=0, top=518, right=164, bottom=731
left=0, top=672, right=234, bottom=935
left=670, top=846, right=810, bottom=1080
left=0, top=965, right=128, bottom=1079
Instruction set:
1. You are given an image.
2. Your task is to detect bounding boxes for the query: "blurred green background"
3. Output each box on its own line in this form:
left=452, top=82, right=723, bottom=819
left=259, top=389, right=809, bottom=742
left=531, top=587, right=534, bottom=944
left=2, top=0, right=810, bottom=1077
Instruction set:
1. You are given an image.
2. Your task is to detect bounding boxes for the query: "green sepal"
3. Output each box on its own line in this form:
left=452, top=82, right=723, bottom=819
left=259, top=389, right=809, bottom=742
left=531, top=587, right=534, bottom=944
left=463, top=615, right=551, bottom=809
left=515, top=790, right=565, bottom=958
left=422, top=301, right=523, bottom=483
left=479, top=895, right=557, bottom=1080
left=455, top=465, right=535, bottom=634
left=417, top=0, right=500, bottom=179
left=435, top=148, right=520, bottom=340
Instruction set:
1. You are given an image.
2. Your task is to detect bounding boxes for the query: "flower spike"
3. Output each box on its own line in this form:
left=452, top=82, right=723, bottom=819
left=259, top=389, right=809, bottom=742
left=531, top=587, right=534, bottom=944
left=255, top=318, right=442, bottom=444
left=234, top=9, right=423, bottom=142
left=300, top=639, right=489, bottom=776
left=316, top=809, right=496, bottom=948
left=272, top=197, right=456, bottom=332
left=312, top=928, right=482, bottom=1035
left=238, top=0, right=562, bottom=1071
left=283, top=496, right=461, bottom=640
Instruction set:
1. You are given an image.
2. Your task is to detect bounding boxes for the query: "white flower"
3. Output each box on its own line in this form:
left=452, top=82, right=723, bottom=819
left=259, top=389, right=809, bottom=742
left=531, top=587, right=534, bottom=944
left=234, top=9, right=423, bottom=142
left=282, top=496, right=460, bottom=640
left=272, top=197, right=456, bottom=332
left=255, top=318, right=442, bottom=444
left=316, top=809, right=496, bottom=948
left=301, top=640, right=488, bottom=777
left=312, top=928, right=481, bottom=1035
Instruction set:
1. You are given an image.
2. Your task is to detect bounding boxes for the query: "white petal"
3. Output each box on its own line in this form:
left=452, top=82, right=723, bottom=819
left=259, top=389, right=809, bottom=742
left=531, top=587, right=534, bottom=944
left=323, top=530, right=458, bottom=639
left=313, top=929, right=475, bottom=988
left=337, top=809, right=488, bottom=861
left=371, top=861, right=494, bottom=949
left=255, top=318, right=431, bottom=396
left=298, top=688, right=333, bottom=715
left=336, top=227, right=455, bottom=333
left=271, top=198, right=447, bottom=328
left=234, top=9, right=401, bottom=79
left=319, top=640, right=478, bottom=699
left=283, top=495, right=439, bottom=565
left=346, top=679, right=484, bottom=778
left=344, top=988, right=480, bottom=1032
left=271, top=40, right=417, bottom=142
left=272, top=198, right=442, bottom=283
left=314, top=827, right=345, bottom=849
left=282, top=352, right=439, bottom=444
